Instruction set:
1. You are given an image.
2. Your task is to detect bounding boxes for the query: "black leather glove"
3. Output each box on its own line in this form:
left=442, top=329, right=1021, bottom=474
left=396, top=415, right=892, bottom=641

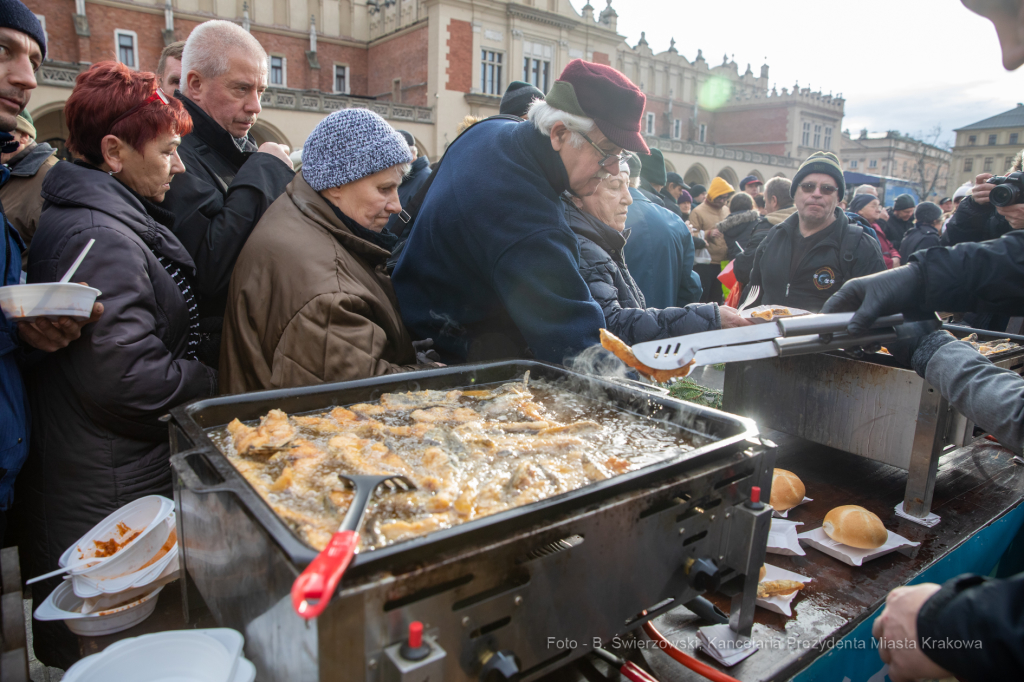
left=820, top=263, right=927, bottom=334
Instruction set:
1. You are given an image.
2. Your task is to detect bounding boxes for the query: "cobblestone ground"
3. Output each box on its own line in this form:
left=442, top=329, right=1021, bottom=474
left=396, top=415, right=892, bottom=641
left=23, top=599, right=64, bottom=682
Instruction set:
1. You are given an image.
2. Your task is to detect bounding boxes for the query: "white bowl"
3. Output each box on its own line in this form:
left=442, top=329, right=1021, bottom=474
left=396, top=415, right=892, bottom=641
left=58, top=496, right=173, bottom=581
left=0, top=283, right=100, bottom=321
left=33, top=580, right=162, bottom=636
left=62, top=629, right=245, bottom=682
left=72, top=516, right=178, bottom=597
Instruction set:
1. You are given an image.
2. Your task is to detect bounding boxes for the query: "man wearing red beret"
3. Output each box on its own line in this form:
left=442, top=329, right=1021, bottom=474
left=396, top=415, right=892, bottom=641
left=393, top=60, right=650, bottom=363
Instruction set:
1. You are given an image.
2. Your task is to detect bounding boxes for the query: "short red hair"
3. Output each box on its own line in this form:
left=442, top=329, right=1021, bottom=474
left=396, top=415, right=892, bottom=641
left=65, top=61, right=193, bottom=166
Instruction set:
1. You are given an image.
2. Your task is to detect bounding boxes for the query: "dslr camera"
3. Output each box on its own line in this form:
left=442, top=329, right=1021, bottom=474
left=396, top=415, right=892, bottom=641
left=989, top=171, right=1024, bottom=206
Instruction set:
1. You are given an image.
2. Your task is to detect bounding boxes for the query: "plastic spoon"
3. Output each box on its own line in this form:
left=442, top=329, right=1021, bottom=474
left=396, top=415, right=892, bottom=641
left=59, top=238, right=96, bottom=283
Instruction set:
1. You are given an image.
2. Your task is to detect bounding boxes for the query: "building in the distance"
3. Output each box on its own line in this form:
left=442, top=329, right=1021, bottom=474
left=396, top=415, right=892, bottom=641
left=839, top=130, right=951, bottom=201
left=24, top=0, right=843, bottom=184
left=950, top=103, right=1024, bottom=189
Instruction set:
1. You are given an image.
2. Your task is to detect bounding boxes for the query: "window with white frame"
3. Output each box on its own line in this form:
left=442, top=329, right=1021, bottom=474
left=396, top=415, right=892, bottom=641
left=964, top=158, right=973, bottom=172
left=698, top=123, right=707, bottom=143
left=481, top=50, right=503, bottom=96
left=645, top=112, right=655, bottom=136
left=333, top=64, right=348, bottom=94
left=984, top=157, right=993, bottom=172
left=802, top=121, right=810, bottom=146
left=673, top=118, right=682, bottom=140
left=1011, top=132, right=1020, bottom=145
left=850, top=160, right=858, bottom=168
left=270, top=56, right=286, bottom=86
left=813, top=124, right=822, bottom=148
left=869, top=159, right=877, bottom=168
left=115, top=30, right=138, bottom=69
left=824, top=126, right=832, bottom=150
left=522, top=41, right=552, bottom=93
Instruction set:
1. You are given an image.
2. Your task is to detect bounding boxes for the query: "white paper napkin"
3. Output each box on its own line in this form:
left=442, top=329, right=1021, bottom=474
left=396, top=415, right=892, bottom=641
left=772, top=497, right=813, bottom=518
left=797, top=526, right=919, bottom=566
left=756, top=564, right=811, bottom=617
left=697, top=624, right=758, bottom=667
left=894, top=502, right=941, bottom=528
left=767, top=519, right=805, bottom=556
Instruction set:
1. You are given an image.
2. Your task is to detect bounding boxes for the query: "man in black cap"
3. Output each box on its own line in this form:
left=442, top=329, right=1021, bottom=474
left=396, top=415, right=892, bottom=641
left=746, top=151, right=884, bottom=312
left=898, top=202, right=944, bottom=261
left=690, top=183, right=708, bottom=207
left=638, top=148, right=687, bottom=218
left=885, top=193, right=917, bottom=249
left=386, top=129, right=432, bottom=236
left=664, top=171, right=690, bottom=205
left=499, top=80, right=545, bottom=119
left=739, top=174, right=763, bottom=199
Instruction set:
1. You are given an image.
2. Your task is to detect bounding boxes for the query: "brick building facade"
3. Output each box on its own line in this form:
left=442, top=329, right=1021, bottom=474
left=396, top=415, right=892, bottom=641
left=24, top=0, right=844, bottom=183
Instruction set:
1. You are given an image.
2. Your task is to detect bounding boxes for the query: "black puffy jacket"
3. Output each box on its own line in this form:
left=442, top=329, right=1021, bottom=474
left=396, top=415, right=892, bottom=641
left=883, top=214, right=915, bottom=250
left=716, top=209, right=761, bottom=261
left=747, top=208, right=886, bottom=312
left=564, top=202, right=720, bottom=344
left=942, top=196, right=1014, bottom=246
left=20, top=162, right=217, bottom=646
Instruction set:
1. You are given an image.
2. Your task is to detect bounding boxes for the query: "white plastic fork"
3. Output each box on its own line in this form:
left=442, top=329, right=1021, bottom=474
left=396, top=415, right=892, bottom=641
left=737, top=285, right=760, bottom=312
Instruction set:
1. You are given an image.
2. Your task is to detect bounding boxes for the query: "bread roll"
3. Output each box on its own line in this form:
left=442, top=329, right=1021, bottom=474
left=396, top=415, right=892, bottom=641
left=758, top=565, right=766, bottom=582
left=770, top=469, right=805, bottom=511
left=822, top=505, right=888, bottom=549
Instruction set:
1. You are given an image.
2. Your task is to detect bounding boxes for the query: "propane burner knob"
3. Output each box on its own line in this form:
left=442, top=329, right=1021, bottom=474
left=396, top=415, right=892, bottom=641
left=746, top=485, right=765, bottom=510
left=399, top=621, right=431, bottom=661
left=686, top=557, right=721, bottom=593
left=479, top=649, right=519, bottom=681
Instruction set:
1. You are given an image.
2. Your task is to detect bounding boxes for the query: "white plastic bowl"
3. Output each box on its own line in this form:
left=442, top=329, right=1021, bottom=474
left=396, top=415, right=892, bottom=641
left=72, top=515, right=178, bottom=597
left=58, top=496, right=173, bottom=581
left=33, top=580, right=162, bottom=636
left=0, top=283, right=100, bottom=321
left=62, top=629, right=246, bottom=682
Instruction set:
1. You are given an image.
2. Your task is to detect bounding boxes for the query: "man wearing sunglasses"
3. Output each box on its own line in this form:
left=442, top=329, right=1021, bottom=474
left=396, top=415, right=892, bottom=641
left=745, top=151, right=885, bottom=312
left=393, top=60, right=651, bottom=364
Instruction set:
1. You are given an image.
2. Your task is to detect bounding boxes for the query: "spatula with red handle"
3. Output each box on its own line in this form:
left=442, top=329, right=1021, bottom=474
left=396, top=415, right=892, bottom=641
left=291, top=474, right=416, bottom=619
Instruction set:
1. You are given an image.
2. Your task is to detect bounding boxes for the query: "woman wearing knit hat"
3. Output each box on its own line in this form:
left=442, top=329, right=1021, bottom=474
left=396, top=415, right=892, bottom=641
left=220, top=108, right=437, bottom=393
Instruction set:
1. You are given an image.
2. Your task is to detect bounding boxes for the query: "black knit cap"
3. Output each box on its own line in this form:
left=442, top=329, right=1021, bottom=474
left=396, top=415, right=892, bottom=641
left=791, top=151, right=845, bottom=200
left=893, top=194, right=916, bottom=211
left=915, top=201, right=943, bottom=225
left=690, top=183, right=707, bottom=197
left=396, top=129, right=415, bottom=147
left=499, top=81, right=544, bottom=118
left=0, top=0, right=46, bottom=59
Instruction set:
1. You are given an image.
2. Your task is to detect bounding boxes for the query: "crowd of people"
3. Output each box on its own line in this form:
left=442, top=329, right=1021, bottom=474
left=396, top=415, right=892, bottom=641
left=0, top=0, right=1021, bottom=677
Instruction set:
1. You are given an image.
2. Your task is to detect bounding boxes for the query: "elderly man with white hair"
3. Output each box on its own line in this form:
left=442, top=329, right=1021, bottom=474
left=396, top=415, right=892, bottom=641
left=392, top=60, right=650, bottom=364
left=162, top=19, right=295, bottom=367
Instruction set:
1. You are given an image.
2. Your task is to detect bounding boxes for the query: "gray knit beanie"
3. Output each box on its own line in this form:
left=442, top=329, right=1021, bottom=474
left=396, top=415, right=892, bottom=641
left=301, top=109, right=413, bottom=191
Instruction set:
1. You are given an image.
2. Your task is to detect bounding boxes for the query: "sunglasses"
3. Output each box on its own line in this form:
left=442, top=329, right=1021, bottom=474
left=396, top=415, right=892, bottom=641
left=109, top=89, right=170, bottom=132
left=798, top=181, right=838, bottom=196
left=579, top=131, right=627, bottom=172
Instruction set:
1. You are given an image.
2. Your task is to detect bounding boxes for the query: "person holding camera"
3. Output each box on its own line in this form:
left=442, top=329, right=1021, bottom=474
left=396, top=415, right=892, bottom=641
left=942, top=168, right=1024, bottom=246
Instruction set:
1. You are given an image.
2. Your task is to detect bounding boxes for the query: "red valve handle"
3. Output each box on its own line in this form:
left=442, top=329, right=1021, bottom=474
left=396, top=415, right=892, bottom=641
left=750, top=486, right=761, bottom=504
left=291, top=530, right=359, bottom=619
left=409, top=621, right=424, bottom=648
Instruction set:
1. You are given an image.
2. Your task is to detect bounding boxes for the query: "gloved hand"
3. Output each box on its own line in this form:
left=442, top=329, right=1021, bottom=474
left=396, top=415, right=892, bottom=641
left=884, top=320, right=945, bottom=372
left=412, top=338, right=442, bottom=364
left=820, top=263, right=927, bottom=334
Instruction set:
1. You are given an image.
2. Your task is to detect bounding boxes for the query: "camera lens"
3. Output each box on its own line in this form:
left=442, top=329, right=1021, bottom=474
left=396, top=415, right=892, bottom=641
left=991, top=184, right=1020, bottom=207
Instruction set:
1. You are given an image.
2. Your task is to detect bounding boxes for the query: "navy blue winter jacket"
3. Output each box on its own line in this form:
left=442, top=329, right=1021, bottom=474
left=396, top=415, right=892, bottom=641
left=392, top=119, right=605, bottom=364
left=386, top=155, right=433, bottom=236
left=622, top=188, right=703, bottom=308
left=0, top=134, right=29, bottom=512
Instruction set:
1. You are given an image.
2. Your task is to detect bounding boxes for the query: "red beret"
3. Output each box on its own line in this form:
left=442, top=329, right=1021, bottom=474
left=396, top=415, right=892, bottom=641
left=549, top=59, right=649, bottom=154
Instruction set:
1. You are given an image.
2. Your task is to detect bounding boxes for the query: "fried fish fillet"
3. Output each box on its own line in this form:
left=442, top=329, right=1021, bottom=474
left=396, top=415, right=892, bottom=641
left=599, top=329, right=694, bottom=383
left=757, top=579, right=805, bottom=599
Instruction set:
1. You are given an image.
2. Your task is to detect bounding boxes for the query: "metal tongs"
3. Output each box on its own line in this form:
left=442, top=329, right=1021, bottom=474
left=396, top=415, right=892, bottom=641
left=631, top=312, right=907, bottom=370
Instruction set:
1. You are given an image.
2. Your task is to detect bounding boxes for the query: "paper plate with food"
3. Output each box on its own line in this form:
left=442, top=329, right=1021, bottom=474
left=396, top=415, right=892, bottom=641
left=741, top=305, right=811, bottom=323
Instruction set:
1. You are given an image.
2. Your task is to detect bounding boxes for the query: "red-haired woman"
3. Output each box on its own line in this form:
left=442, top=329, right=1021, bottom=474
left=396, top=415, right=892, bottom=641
left=17, top=62, right=215, bottom=665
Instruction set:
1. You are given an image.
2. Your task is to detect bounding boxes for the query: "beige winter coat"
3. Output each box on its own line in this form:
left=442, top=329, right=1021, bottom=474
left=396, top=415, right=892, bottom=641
left=219, top=173, right=426, bottom=394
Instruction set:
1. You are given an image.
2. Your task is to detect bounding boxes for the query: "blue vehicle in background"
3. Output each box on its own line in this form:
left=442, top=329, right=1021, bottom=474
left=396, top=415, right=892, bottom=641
left=843, top=171, right=922, bottom=207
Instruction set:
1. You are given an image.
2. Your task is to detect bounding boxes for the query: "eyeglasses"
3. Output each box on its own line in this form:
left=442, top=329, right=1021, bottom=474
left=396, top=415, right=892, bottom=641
left=579, top=131, right=626, bottom=172
left=108, top=89, right=170, bottom=132
left=798, top=181, right=838, bottom=196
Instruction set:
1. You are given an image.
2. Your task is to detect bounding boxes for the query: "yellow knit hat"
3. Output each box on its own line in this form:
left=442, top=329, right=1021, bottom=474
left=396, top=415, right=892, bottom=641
left=708, top=177, right=735, bottom=200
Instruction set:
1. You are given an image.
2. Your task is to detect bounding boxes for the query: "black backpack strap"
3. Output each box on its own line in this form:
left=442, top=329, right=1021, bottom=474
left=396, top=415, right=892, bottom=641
left=395, top=114, right=524, bottom=238
left=837, top=219, right=864, bottom=285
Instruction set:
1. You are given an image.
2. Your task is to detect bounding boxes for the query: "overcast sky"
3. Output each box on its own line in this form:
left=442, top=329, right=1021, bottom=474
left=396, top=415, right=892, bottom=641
left=571, top=0, right=1024, bottom=148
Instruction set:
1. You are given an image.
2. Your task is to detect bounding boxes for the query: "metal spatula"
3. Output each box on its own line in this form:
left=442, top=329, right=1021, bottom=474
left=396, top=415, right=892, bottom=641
left=291, top=474, right=415, bottom=619
left=631, top=313, right=906, bottom=370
